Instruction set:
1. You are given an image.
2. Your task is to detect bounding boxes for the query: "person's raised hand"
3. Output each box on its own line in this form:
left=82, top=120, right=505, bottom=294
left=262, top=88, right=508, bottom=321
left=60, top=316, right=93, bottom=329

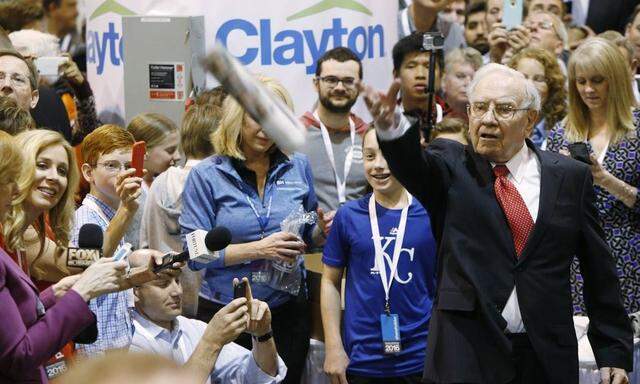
left=357, top=79, right=401, bottom=131
left=256, top=231, right=306, bottom=262
left=70, top=257, right=128, bottom=301
left=238, top=277, right=272, bottom=338
left=203, top=296, right=249, bottom=348
left=507, top=25, right=531, bottom=55
left=59, top=54, right=85, bottom=87
left=115, top=168, right=144, bottom=212
left=489, top=22, right=509, bottom=63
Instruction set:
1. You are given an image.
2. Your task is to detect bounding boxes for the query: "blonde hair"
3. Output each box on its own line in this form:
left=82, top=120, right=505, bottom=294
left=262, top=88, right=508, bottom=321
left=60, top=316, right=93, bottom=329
left=565, top=38, right=636, bottom=143
left=445, top=47, right=483, bottom=73
left=0, top=131, right=24, bottom=226
left=211, top=76, right=294, bottom=160
left=3, top=129, right=79, bottom=252
left=127, top=113, right=177, bottom=149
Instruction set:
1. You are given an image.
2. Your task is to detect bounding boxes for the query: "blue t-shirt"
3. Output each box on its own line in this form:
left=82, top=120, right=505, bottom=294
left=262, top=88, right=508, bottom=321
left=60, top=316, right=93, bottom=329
left=322, top=193, right=437, bottom=377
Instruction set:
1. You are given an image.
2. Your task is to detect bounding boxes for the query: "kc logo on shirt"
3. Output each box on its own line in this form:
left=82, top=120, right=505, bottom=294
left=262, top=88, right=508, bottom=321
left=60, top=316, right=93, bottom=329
left=370, top=227, right=415, bottom=284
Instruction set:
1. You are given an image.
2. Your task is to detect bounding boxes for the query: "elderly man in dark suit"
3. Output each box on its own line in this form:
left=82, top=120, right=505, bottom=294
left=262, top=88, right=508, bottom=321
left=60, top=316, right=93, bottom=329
left=358, top=63, right=633, bottom=384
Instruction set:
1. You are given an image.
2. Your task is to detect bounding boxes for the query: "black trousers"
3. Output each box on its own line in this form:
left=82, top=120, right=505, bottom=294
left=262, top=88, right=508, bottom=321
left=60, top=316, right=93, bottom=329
left=430, top=334, right=548, bottom=384
left=506, top=333, right=548, bottom=384
left=347, top=372, right=423, bottom=384
left=197, top=294, right=311, bottom=384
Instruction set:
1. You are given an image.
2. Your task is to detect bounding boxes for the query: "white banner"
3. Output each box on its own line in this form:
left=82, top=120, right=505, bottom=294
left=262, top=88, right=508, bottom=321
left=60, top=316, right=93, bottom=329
left=85, top=0, right=398, bottom=124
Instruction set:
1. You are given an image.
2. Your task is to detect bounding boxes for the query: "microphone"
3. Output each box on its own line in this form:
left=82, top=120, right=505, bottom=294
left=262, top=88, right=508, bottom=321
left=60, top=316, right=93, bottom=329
left=66, top=224, right=103, bottom=268
left=125, top=227, right=232, bottom=286
left=154, top=227, right=232, bottom=272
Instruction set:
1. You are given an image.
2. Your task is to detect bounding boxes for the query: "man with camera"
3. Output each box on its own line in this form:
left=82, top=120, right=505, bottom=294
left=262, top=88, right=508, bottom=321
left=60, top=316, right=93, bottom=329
left=128, top=251, right=286, bottom=384
left=392, top=32, right=445, bottom=146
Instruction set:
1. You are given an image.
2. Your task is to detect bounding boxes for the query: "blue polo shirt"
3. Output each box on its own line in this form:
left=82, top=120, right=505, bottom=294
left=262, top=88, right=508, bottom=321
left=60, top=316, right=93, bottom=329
left=180, top=152, right=318, bottom=308
left=323, top=194, right=437, bottom=377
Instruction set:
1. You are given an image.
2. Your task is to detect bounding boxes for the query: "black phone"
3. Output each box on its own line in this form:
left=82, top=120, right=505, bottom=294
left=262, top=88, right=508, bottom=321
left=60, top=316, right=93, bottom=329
left=233, top=280, right=247, bottom=299
left=568, top=142, right=592, bottom=165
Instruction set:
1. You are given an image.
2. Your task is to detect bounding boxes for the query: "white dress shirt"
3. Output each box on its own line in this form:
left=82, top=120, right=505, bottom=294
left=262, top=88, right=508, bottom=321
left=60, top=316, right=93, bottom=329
left=571, top=0, right=590, bottom=28
left=377, top=115, right=542, bottom=333
left=491, top=143, right=541, bottom=334
left=129, top=310, right=287, bottom=384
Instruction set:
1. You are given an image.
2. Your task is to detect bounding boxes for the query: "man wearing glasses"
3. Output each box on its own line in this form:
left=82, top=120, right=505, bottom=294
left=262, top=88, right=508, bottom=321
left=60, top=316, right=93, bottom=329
left=300, top=47, right=369, bottom=236
left=0, top=49, right=39, bottom=111
left=525, top=11, right=570, bottom=68
left=72, top=124, right=145, bottom=356
left=359, top=63, right=632, bottom=383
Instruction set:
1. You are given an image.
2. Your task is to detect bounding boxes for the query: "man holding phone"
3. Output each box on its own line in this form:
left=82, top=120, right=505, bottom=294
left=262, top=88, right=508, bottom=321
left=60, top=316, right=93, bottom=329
left=129, top=250, right=286, bottom=384
left=488, top=0, right=532, bottom=64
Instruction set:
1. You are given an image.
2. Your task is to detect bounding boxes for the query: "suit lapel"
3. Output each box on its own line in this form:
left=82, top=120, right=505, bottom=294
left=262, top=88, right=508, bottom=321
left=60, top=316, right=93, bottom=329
left=517, top=142, right=564, bottom=264
left=1, top=249, right=40, bottom=294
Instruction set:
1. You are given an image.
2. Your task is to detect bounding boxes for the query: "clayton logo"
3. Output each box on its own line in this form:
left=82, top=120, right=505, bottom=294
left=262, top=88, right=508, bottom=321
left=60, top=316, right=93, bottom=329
left=86, top=0, right=134, bottom=75
left=215, top=0, right=385, bottom=75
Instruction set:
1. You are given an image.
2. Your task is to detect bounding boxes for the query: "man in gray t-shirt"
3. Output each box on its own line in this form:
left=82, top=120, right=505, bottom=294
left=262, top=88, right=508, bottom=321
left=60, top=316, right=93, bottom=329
left=398, top=0, right=466, bottom=54
left=299, top=47, right=369, bottom=236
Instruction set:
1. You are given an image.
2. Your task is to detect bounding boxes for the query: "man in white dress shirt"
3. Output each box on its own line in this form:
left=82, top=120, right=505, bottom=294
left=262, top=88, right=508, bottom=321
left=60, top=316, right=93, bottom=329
left=358, top=63, right=632, bottom=383
left=128, top=252, right=286, bottom=384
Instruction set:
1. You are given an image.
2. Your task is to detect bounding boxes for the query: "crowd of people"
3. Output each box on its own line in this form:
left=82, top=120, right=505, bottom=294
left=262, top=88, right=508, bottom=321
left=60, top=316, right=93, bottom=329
left=0, top=0, right=639, bottom=383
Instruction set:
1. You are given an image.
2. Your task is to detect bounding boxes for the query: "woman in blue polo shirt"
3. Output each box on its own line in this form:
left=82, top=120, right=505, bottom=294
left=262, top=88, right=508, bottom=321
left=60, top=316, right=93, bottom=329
left=179, top=76, right=324, bottom=384
left=321, top=127, right=437, bottom=384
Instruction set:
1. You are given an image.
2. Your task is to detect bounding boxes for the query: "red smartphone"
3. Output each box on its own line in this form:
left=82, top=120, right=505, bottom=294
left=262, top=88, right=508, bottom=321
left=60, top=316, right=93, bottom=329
left=131, top=141, right=146, bottom=178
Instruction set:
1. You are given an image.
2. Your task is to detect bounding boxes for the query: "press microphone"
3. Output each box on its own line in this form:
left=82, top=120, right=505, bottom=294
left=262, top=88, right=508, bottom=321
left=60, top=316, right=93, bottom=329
left=66, top=224, right=103, bottom=268
left=125, top=227, right=232, bottom=286
left=154, top=227, right=232, bottom=272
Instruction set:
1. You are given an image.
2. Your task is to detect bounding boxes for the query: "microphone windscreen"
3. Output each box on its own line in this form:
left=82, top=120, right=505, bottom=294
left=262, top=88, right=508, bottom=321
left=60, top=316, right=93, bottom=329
left=78, top=223, right=104, bottom=249
left=205, top=227, right=232, bottom=251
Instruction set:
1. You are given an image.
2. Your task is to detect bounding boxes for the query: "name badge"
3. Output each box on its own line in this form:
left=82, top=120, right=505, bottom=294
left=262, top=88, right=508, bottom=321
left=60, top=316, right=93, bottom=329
left=380, top=313, right=402, bottom=354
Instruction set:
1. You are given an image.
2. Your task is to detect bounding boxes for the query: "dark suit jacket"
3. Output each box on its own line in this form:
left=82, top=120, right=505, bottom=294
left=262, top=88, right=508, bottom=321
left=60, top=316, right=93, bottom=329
left=378, top=126, right=633, bottom=384
left=0, top=248, right=94, bottom=383
left=585, top=0, right=640, bottom=34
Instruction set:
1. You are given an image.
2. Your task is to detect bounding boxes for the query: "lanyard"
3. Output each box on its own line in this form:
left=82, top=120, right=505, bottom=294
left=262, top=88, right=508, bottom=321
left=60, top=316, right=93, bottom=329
left=369, top=192, right=412, bottom=314
left=133, top=317, right=188, bottom=363
left=313, top=111, right=356, bottom=204
left=244, top=193, right=273, bottom=238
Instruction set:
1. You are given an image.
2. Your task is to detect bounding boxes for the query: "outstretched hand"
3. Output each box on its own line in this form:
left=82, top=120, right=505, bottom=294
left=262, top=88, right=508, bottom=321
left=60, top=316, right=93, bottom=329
left=357, top=80, right=401, bottom=131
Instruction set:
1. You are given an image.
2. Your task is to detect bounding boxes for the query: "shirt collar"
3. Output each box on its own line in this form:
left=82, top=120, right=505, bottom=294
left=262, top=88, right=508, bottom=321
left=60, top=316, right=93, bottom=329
left=491, top=143, right=530, bottom=185
left=131, top=309, right=181, bottom=341
left=83, top=194, right=117, bottom=220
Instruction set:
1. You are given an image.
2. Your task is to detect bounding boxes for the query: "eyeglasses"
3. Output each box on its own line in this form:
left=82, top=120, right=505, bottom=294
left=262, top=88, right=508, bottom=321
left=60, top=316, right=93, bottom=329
left=317, top=76, right=357, bottom=88
left=467, top=102, right=530, bottom=120
left=0, top=71, right=30, bottom=88
left=96, top=161, right=132, bottom=174
left=527, top=20, right=554, bottom=31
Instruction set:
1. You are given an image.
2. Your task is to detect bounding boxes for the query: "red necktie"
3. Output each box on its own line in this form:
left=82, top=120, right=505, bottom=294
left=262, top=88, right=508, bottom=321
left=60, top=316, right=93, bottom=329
left=493, top=165, right=534, bottom=257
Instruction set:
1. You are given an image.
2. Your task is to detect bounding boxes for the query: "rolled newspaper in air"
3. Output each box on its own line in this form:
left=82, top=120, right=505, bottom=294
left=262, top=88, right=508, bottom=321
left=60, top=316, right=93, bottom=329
left=202, top=42, right=306, bottom=153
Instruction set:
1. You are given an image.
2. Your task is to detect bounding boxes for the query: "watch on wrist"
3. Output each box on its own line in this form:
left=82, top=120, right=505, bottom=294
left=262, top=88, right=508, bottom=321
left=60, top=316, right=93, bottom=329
left=252, top=329, right=273, bottom=343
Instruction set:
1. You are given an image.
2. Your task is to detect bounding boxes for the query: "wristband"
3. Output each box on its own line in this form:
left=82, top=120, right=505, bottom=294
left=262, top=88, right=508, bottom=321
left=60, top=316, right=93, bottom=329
left=252, top=330, right=273, bottom=343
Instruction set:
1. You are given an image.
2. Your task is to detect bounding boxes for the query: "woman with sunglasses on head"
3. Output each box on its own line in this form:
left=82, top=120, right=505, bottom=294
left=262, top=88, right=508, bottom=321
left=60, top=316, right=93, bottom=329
left=547, top=37, right=640, bottom=316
